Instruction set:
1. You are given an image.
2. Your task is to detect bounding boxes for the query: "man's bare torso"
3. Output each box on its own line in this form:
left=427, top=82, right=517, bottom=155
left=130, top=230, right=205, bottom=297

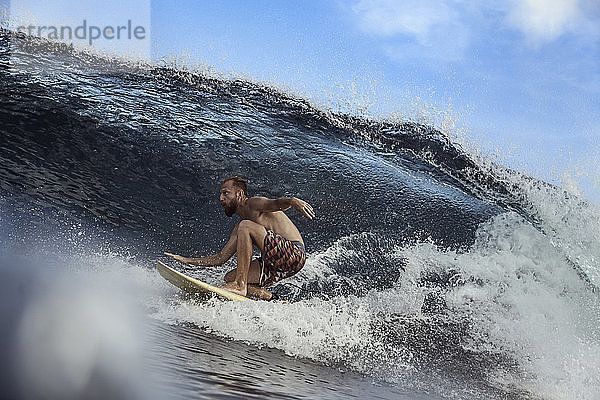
left=245, top=206, right=304, bottom=244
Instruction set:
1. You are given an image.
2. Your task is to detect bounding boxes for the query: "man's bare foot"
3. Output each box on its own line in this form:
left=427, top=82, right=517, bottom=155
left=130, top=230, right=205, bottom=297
left=221, top=281, right=247, bottom=297
left=247, top=285, right=273, bottom=300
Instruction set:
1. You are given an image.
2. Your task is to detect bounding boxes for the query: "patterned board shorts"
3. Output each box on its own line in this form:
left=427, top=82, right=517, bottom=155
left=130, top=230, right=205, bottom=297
left=258, top=229, right=306, bottom=287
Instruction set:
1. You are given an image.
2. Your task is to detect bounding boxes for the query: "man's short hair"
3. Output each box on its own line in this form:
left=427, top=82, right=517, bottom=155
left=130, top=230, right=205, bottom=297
left=222, top=176, right=248, bottom=197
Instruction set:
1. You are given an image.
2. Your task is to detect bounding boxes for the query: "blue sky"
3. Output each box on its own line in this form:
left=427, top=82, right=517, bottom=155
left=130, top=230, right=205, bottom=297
left=3, top=0, right=600, bottom=200
left=151, top=1, right=600, bottom=200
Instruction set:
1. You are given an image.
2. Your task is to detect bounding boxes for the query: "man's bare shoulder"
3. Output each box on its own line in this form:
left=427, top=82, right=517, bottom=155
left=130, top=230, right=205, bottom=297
left=246, top=196, right=269, bottom=208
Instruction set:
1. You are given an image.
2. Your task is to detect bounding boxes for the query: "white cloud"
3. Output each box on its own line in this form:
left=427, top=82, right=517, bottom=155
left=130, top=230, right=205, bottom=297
left=352, top=0, right=453, bottom=38
left=349, top=0, right=600, bottom=57
left=351, top=0, right=470, bottom=61
left=507, top=0, right=583, bottom=42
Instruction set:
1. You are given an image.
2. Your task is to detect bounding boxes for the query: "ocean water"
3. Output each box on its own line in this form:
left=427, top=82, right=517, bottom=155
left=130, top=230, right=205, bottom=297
left=1, top=29, right=599, bottom=400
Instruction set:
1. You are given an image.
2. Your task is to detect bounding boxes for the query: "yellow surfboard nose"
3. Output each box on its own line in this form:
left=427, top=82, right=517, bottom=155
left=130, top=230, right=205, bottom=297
left=157, top=261, right=252, bottom=302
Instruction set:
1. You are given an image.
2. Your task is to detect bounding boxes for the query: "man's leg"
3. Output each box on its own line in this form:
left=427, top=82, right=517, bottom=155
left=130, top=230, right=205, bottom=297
left=224, top=259, right=273, bottom=300
left=222, top=220, right=267, bottom=296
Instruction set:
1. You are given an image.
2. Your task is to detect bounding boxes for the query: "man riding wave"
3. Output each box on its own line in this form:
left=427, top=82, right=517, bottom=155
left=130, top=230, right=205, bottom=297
left=165, top=177, right=314, bottom=300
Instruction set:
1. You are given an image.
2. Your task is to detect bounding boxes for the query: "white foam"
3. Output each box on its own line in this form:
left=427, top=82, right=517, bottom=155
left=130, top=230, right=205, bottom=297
left=397, top=213, right=600, bottom=399
left=148, top=212, right=600, bottom=399
left=12, top=220, right=597, bottom=399
left=13, top=254, right=162, bottom=400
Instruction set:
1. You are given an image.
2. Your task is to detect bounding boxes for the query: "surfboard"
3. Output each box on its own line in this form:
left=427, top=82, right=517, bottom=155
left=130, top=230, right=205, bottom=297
left=156, top=261, right=252, bottom=302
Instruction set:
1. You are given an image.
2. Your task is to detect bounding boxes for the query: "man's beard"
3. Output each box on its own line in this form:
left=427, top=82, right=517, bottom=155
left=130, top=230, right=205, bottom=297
left=223, top=203, right=235, bottom=217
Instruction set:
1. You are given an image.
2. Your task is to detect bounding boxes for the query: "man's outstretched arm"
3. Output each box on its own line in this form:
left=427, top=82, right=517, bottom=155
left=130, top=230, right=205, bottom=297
left=164, top=223, right=238, bottom=266
left=248, top=196, right=315, bottom=219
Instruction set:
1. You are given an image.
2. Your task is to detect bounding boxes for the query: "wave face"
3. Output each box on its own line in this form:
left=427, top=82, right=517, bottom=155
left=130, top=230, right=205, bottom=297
left=1, top=30, right=599, bottom=400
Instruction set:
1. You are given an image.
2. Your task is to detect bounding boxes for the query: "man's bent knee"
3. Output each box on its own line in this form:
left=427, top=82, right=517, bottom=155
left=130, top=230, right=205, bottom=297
left=237, top=219, right=256, bottom=233
left=237, top=220, right=266, bottom=240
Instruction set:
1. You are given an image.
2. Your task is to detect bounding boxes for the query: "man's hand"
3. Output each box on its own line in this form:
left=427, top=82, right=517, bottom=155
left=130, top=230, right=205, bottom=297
left=164, top=252, right=192, bottom=264
left=292, top=198, right=315, bottom=220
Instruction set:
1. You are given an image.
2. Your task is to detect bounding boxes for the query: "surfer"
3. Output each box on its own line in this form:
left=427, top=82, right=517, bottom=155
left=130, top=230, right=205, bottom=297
left=165, top=176, right=314, bottom=300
